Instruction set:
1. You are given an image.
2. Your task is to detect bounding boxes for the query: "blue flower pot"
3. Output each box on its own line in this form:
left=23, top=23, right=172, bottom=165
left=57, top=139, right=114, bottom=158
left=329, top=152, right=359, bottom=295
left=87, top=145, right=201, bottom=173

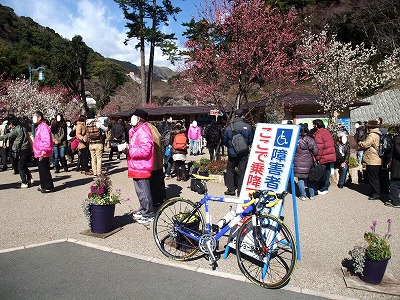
left=360, top=258, right=389, bottom=285
left=90, top=204, right=116, bottom=234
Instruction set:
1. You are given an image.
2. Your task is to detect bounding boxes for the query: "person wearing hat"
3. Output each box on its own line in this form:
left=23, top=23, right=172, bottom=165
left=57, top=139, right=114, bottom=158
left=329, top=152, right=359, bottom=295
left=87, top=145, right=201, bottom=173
left=0, top=115, right=34, bottom=188
left=127, top=109, right=155, bottom=224
left=359, top=119, right=382, bottom=200
left=335, top=131, right=351, bottom=188
left=221, top=108, right=254, bottom=196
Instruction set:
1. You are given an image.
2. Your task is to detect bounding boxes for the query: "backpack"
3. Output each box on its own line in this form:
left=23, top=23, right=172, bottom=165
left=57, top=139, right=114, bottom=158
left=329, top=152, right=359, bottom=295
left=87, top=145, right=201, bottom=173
left=230, top=124, right=248, bottom=155
left=374, top=132, right=393, bottom=158
left=173, top=133, right=188, bottom=151
left=161, top=129, right=171, bottom=148
left=87, top=121, right=102, bottom=142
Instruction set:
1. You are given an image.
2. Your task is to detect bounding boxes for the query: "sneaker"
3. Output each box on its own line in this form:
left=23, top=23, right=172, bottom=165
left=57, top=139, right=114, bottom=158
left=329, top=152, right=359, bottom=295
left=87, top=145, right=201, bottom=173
left=30, top=178, right=34, bottom=184
left=384, top=202, right=400, bottom=208
left=137, top=216, right=154, bottom=224
left=21, top=183, right=29, bottom=188
left=224, top=190, right=236, bottom=196
left=318, top=190, right=328, bottom=195
left=131, top=210, right=143, bottom=218
left=309, top=196, right=315, bottom=200
left=299, top=196, right=307, bottom=201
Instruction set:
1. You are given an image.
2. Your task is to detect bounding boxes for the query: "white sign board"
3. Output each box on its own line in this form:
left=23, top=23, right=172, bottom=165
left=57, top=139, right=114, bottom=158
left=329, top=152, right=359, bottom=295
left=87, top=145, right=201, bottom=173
left=238, top=123, right=300, bottom=199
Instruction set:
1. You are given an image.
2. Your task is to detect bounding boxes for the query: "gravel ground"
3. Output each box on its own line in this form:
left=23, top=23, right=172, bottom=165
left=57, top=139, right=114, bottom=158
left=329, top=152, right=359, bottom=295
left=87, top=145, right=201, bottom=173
left=0, top=153, right=398, bottom=300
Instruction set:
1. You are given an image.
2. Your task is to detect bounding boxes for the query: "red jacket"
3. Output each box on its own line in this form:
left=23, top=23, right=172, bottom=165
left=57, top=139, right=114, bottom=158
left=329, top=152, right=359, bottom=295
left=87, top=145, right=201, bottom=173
left=313, top=128, right=336, bottom=164
left=127, top=122, right=154, bottom=179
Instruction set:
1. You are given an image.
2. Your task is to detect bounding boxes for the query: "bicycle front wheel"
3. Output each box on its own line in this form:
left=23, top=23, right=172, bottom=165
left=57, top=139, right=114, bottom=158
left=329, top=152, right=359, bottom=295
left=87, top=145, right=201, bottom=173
left=153, top=197, right=205, bottom=260
left=236, top=214, right=296, bottom=289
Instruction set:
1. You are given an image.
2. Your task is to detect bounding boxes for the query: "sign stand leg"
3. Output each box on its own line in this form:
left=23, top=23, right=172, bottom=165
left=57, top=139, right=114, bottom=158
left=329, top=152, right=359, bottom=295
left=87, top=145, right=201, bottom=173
left=290, top=166, right=301, bottom=260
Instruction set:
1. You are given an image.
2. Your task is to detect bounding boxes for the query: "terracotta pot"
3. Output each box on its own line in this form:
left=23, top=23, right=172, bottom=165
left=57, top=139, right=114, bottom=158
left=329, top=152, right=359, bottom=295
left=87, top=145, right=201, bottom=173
left=360, top=258, right=389, bottom=285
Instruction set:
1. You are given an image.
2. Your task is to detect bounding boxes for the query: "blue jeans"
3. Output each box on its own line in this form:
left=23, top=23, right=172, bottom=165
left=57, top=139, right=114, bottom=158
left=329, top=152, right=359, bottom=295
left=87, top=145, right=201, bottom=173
left=357, top=151, right=363, bottom=165
left=320, top=163, right=332, bottom=192
left=298, top=178, right=315, bottom=198
left=189, top=139, right=198, bottom=154
left=53, top=146, right=66, bottom=166
left=164, top=153, right=172, bottom=176
left=338, top=164, right=349, bottom=187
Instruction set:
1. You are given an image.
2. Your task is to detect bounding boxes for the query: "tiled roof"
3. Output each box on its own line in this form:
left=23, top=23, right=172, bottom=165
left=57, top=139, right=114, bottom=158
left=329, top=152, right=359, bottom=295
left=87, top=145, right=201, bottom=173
left=350, top=88, right=400, bottom=125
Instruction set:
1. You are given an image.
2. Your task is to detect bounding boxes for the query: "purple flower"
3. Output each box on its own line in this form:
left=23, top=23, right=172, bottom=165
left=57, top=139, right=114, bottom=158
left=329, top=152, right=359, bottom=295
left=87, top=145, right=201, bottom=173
left=370, top=225, right=374, bottom=230
left=372, top=220, right=378, bottom=226
left=387, top=232, right=393, bottom=238
left=387, top=218, right=393, bottom=224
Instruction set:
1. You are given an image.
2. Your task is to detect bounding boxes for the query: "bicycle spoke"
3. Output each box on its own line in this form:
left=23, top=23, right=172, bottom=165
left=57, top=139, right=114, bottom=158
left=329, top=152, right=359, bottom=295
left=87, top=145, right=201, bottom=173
left=153, top=198, right=204, bottom=260
left=236, top=214, right=296, bottom=288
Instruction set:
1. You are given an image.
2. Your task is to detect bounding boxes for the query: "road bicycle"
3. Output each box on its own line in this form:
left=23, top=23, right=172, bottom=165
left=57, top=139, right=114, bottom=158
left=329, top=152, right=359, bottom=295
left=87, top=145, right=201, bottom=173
left=153, top=174, right=297, bottom=289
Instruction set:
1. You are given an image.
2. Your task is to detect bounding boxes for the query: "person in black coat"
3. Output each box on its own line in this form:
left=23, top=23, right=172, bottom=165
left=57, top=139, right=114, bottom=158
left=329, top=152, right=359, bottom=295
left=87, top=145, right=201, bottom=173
left=294, top=124, right=319, bottom=200
left=221, top=109, right=254, bottom=196
left=204, top=121, right=221, bottom=161
left=335, top=131, right=351, bottom=188
left=385, top=126, right=400, bottom=208
left=109, top=119, right=125, bottom=160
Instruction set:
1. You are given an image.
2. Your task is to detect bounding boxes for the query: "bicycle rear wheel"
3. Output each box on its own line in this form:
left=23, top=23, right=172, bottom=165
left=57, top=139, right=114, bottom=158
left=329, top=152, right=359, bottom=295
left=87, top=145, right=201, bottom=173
left=153, top=197, right=205, bottom=260
left=236, top=214, right=296, bottom=289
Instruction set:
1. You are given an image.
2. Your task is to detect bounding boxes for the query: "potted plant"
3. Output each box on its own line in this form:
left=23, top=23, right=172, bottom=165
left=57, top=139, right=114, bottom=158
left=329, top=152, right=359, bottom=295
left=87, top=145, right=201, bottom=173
left=349, top=219, right=393, bottom=284
left=82, top=174, right=122, bottom=234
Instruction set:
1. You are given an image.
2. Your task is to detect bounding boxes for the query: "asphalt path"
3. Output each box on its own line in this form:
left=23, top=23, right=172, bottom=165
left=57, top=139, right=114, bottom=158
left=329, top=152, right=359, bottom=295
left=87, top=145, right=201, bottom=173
left=0, top=151, right=399, bottom=300
left=0, top=242, right=326, bottom=300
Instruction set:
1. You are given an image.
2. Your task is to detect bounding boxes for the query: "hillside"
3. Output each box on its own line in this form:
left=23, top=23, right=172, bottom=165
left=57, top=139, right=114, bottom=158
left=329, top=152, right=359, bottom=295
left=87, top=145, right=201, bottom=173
left=0, top=5, right=175, bottom=85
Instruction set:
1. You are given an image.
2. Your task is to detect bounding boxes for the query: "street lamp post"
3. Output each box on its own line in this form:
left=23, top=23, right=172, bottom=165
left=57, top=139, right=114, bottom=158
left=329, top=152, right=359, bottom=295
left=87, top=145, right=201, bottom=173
left=29, top=66, right=46, bottom=85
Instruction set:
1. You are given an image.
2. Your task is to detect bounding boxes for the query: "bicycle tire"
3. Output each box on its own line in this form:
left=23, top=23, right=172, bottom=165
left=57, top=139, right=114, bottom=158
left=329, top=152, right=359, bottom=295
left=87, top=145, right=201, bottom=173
left=235, top=214, right=296, bottom=289
left=153, top=197, right=205, bottom=260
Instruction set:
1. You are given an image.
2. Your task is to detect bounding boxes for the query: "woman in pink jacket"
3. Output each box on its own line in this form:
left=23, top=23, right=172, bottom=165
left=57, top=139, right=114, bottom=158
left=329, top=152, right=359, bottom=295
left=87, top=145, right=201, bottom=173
left=32, top=111, right=54, bottom=193
left=127, top=109, right=155, bottom=224
left=188, top=120, right=202, bottom=155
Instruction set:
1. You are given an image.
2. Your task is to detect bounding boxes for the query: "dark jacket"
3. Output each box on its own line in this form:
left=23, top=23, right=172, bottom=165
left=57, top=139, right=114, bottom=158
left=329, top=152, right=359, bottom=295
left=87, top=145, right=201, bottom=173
left=313, top=128, right=336, bottom=164
left=0, top=125, right=31, bottom=152
left=111, top=122, right=125, bottom=142
left=335, top=141, right=350, bottom=166
left=391, top=135, right=400, bottom=179
left=221, top=117, right=254, bottom=158
left=204, top=123, right=221, bottom=148
left=354, top=126, right=367, bottom=151
left=294, top=135, right=319, bottom=176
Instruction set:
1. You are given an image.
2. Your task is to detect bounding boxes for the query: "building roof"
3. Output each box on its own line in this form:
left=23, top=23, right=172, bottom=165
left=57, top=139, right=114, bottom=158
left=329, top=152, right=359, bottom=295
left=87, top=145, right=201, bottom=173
left=108, top=105, right=217, bottom=119
left=108, top=93, right=370, bottom=119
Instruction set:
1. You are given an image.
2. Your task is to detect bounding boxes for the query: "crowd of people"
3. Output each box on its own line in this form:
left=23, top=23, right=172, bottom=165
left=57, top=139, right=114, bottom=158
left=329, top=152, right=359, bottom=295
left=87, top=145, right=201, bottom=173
left=1, top=110, right=398, bottom=227
left=293, top=117, right=400, bottom=208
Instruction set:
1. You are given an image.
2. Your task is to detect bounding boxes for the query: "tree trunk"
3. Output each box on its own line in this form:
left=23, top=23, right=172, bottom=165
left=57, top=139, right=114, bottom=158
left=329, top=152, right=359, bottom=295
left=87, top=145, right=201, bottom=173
left=79, top=65, right=89, bottom=113
left=140, top=36, right=146, bottom=105
left=146, top=0, right=156, bottom=104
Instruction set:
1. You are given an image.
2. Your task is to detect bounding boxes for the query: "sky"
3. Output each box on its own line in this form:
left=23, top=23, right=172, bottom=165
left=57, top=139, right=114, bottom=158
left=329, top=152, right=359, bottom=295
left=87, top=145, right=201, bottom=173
left=2, top=0, right=200, bottom=69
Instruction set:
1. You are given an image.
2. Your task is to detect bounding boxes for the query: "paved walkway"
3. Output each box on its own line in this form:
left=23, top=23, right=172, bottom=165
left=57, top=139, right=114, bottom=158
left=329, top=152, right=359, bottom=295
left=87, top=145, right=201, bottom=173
left=0, top=152, right=399, bottom=300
